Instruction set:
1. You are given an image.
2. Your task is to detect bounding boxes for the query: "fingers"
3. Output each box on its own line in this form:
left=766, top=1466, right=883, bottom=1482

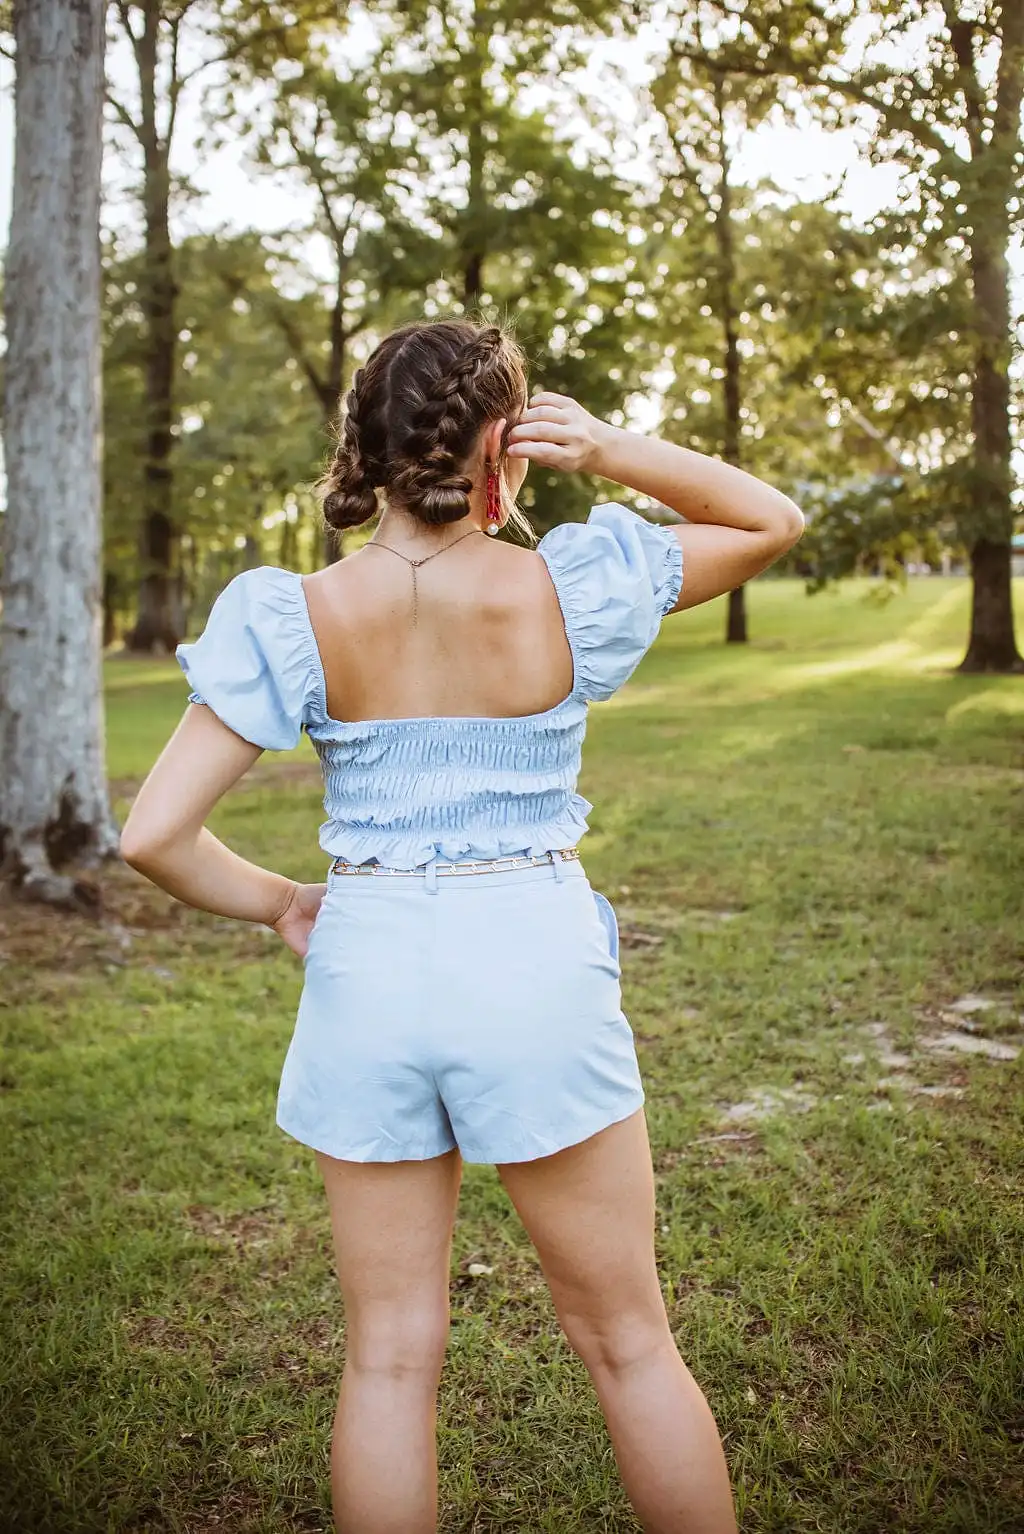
left=516, top=405, right=571, bottom=427
left=506, top=440, right=576, bottom=468
left=508, top=420, right=575, bottom=446
left=529, top=390, right=575, bottom=409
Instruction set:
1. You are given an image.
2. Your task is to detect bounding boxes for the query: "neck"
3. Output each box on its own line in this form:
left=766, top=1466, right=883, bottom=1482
left=377, top=499, right=487, bottom=545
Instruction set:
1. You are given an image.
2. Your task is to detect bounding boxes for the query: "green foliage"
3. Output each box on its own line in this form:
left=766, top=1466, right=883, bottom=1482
left=103, top=232, right=327, bottom=630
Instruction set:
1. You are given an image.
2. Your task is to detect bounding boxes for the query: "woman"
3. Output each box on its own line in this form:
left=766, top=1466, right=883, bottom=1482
left=122, top=318, right=803, bottom=1534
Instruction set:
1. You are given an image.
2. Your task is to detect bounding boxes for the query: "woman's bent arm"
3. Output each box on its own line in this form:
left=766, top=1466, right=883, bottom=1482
left=508, top=393, right=805, bottom=611
left=120, top=703, right=297, bottom=927
left=591, top=424, right=805, bottom=609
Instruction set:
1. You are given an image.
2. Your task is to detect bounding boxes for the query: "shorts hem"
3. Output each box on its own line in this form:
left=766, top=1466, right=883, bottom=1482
left=459, top=1089, right=647, bottom=1166
left=276, top=1114, right=457, bottom=1163
left=276, top=1090, right=645, bottom=1166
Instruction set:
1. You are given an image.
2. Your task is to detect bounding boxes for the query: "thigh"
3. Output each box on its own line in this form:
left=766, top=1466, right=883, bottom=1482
left=316, top=1149, right=463, bottom=1332
left=496, top=1108, right=666, bottom=1337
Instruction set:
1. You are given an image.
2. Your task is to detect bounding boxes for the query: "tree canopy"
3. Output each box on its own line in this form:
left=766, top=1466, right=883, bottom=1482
left=37, top=0, right=1024, bottom=663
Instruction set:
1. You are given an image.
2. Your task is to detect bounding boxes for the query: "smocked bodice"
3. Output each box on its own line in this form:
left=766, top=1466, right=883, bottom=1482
left=176, top=503, right=683, bottom=869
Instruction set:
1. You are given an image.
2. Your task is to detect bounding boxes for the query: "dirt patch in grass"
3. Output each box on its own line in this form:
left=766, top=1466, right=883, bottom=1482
left=181, top=1207, right=327, bottom=1273
left=122, top=1312, right=202, bottom=1355
left=184, top=1204, right=289, bottom=1248
left=0, top=861, right=183, bottom=969
left=0, top=865, right=290, bottom=1003
left=180, top=1487, right=273, bottom=1532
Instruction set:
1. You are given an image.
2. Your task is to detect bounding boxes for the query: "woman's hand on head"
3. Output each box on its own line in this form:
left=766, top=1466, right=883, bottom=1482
left=506, top=392, right=608, bottom=474
left=272, top=881, right=328, bottom=958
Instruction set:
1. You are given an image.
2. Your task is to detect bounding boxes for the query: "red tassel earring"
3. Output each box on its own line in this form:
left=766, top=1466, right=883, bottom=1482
left=485, top=462, right=501, bottom=536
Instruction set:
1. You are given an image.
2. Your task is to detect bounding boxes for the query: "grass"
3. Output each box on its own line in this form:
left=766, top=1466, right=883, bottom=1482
left=2, top=575, right=1023, bottom=1533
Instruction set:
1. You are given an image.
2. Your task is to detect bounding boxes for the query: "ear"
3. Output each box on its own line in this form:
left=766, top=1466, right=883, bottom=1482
left=482, top=417, right=507, bottom=465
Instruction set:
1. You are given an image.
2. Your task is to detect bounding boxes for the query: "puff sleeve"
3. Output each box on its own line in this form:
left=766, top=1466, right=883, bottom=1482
left=175, top=567, right=324, bottom=750
left=537, top=503, right=683, bottom=703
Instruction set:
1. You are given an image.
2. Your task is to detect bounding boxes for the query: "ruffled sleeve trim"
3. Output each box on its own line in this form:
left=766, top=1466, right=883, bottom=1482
left=537, top=502, right=683, bottom=703
left=176, top=566, right=325, bottom=751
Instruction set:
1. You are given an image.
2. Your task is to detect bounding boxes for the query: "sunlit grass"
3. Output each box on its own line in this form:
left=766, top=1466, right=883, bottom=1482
left=2, top=576, right=1022, bottom=1533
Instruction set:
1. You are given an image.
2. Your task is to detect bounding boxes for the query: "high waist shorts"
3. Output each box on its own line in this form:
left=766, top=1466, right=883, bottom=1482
left=275, top=854, right=645, bottom=1164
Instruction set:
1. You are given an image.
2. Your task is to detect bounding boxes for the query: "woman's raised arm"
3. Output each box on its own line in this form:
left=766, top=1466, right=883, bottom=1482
left=507, top=392, right=804, bottom=610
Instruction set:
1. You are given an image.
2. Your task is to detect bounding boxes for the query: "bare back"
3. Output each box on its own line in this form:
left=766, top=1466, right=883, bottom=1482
left=301, top=536, right=574, bottom=724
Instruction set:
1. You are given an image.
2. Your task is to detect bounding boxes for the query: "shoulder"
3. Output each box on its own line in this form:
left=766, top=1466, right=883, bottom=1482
left=175, top=565, right=324, bottom=750
left=536, top=503, right=684, bottom=702
left=209, top=563, right=304, bottom=613
left=538, top=502, right=682, bottom=609
left=194, top=565, right=316, bottom=657
left=536, top=503, right=686, bottom=702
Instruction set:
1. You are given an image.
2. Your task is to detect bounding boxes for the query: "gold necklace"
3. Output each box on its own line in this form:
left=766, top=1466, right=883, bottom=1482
left=367, top=526, right=483, bottom=626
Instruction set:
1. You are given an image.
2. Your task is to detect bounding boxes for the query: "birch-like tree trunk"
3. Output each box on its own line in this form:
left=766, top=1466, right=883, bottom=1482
left=0, top=0, right=117, bottom=904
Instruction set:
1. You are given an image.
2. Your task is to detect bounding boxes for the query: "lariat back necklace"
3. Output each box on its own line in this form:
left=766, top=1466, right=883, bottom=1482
left=366, top=525, right=483, bottom=627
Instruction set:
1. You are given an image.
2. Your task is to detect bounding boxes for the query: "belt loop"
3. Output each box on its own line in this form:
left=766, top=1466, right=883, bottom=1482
left=425, top=853, right=439, bottom=894
left=549, top=849, right=565, bottom=883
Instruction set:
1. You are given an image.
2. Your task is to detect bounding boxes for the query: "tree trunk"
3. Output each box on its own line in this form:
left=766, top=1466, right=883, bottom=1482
left=958, top=228, right=1022, bottom=670
left=322, top=283, right=346, bottom=566
left=462, top=1, right=487, bottom=307
left=960, top=540, right=1023, bottom=673
left=725, top=586, right=747, bottom=645
left=125, top=0, right=181, bottom=652
left=713, top=75, right=747, bottom=646
left=1, top=0, right=118, bottom=904
left=957, top=10, right=1023, bottom=672
left=102, top=570, right=119, bottom=648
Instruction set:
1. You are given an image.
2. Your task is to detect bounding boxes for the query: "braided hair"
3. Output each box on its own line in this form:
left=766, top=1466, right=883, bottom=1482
left=317, top=321, right=528, bottom=531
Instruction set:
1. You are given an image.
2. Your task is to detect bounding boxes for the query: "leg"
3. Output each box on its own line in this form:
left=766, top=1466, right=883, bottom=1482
left=498, top=1110, right=737, bottom=1534
left=316, top=1148, right=463, bottom=1534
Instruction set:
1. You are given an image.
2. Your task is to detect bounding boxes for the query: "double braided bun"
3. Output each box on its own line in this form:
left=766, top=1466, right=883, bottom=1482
left=316, top=320, right=528, bottom=533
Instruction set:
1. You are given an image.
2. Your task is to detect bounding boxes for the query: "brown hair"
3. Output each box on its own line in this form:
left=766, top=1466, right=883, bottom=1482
left=318, top=319, right=530, bottom=537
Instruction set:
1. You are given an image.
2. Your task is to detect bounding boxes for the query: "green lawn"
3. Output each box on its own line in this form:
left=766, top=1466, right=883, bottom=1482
left=2, top=577, right=1023, bottom=1533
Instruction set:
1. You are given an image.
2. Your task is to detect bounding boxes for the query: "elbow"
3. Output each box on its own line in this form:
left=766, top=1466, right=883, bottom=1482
left=773, top=498, right=805, bottom=553
left=119, top=821, right=167, bottom=875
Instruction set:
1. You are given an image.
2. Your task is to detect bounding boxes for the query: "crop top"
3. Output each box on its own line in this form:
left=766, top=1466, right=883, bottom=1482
left=176, top=501, right=683, bottom=869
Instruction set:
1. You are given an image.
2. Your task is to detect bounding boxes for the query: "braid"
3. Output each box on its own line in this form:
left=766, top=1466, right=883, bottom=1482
left=318, top=370, right=379, bottom=531
left=388, top=327, right=504, bottom=525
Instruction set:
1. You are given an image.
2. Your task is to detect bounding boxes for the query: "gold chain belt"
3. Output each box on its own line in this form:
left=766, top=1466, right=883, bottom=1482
left=330, top=848, right=581, bottom=878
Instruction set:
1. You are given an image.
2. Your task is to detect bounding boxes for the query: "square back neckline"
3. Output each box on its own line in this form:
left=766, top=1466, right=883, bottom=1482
left=291, top=555, right=580, bottom=732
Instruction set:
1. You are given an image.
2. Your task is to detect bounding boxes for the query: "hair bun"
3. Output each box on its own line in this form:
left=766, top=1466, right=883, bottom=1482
left=416, top=481, right=474, bottom=525
left=322, top=481, right=378, bottom=530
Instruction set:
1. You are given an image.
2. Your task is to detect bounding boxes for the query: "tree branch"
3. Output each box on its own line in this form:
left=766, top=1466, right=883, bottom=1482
left=166, top=12, right=183, bottom=147
left=286, top=109, right=352, bottom=254
left=112, top=0, right=145, bottom=79
left=174, top=14, right=335, bottom=93
left=820, top=69, right=956, bottom=162
left=215, top=263, right=333, bottom=418
left=106, top=91, right=144, bottom=145
left=114, top=0, right=138, bottom=44
left=263, top=298, right=332, bottom=412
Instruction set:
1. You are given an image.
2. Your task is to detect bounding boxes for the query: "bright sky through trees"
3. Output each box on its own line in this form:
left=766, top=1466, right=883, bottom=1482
left=1, top=19, right=1020, bottom=292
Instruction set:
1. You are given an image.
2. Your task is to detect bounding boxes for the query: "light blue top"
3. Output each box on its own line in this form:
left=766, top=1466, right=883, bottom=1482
left=176, top=502, right=683, bottom=869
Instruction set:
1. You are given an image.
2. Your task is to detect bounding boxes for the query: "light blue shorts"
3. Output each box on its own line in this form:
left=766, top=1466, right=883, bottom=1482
left=275, top=854, right=645, bottom=1164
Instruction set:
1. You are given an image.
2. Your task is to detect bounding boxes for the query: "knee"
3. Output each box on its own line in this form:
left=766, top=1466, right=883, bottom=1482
left=345, top=1301, right=450, bottom=1383
left=559, top=1306, right=672, bottom=1378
